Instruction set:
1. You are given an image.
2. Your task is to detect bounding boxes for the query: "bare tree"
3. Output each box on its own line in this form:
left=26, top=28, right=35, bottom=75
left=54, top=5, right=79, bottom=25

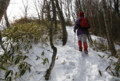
left=102, top=0, right=116, bottom=56
left=22, top=0, right=29, bottom=20
left=0, top=0, right=10, bottom=53
left=114, top=0, right=120, bottom=17
left=0, top=31, right=6, bottom=53
left=0, top=0, right=10, bottom=21
left=42, top=0, right=51, bottom=21
left=4, top=11, right=10, bottom=29
left=65, top=0, right=72, bottom=23
left=45, top=0, right=57, bottom=80
left=55, top=0, right=68, bottom=45
left=33, top=0, right=42, bottom=22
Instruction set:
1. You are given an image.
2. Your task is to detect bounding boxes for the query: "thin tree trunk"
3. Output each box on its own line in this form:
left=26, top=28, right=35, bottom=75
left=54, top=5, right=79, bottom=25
left=102, top=0, right=116, bottom=56
left=76, top=0, right=82, bottom=11
left=33, top=0, right=41, bottom=23
left=0, top=31, right=6, bottom=53
left=45, top=20, right=57, bottom=80
left=0, top=0, right=10, bottom=21
left=97, top=10, right=102, bottom=36
left=46, top=0, right=51, bottom=21
left=55, top=0, right=68, bottom=45
left=0, top=0, right=10, bottom=54
left=114, top=0, right=120, bottom=17
left=4, top=11, right=10, bottom=29
left=45, top=0, right=57, bottom=80
left=54, top=7, right=57, bottom=33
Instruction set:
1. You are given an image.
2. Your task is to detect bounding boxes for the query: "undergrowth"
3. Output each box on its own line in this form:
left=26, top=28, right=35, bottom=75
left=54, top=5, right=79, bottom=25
left=90, top=38, right=120, bottom=79
left=0, top=18, right=62, bottom=81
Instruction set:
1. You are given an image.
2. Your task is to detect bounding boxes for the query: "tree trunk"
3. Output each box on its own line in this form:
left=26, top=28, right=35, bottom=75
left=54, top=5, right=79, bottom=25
left=45, top=0, right=57, bottom=80
left=4, top=11, right=10, bottom=29
left=96, top=1, right=102, bottom=36
left=0, top=31, right=6, bottom=53
left=0, top=0, right=10, bottom=21
left=114, top=0, right=120, bottom=17
left=22, top=0, right=28, bottom=20
left=102, top=0, right=116, bottom=56
left=0, top=0, right=10, bottom=54
left=33, top=0, right=41, bottom=23
left=77, top=0, right=82, bottom=11
left=55, top=0, right=68, bottom=45
left=45, top=20, right=57, bottom=80
left=54, top=5, right=57, bottom=33
left=46, top=1, right=51, bottom=21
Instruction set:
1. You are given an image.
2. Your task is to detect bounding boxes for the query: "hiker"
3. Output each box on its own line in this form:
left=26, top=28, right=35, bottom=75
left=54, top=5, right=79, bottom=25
left=74, top=12, right=90, bottom=54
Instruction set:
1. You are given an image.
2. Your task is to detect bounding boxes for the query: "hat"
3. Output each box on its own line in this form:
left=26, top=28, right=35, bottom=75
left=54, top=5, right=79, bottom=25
left=78, top=12, right=84, bottom=17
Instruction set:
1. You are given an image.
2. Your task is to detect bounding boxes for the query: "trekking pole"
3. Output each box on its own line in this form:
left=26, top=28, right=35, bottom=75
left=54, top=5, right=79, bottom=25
left=74, top=32, right=76, bottom=54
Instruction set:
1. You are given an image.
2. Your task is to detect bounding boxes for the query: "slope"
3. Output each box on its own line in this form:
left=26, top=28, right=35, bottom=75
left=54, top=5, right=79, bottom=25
left=15, top=26, right=119, bottom=81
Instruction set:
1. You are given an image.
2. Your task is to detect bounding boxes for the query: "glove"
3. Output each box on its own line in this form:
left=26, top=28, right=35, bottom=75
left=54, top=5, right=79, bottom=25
left=74, top=29, right=76, bottom=33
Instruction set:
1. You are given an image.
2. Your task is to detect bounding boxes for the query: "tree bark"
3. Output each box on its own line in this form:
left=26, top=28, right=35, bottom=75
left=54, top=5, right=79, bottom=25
left=0, top=31, right=6, bottom=53
left=0, top=0, right=10, bottom=21
left=0, top=0, right=10, bottom=54
left=45, top=0, right=57, bottom=80
left=114, top=0, right=120, bottom=17
left=76, top=0, right=82, bottom=11
left=22, top=0, right=28, bottom=20
left=46, top=1, right=51, bottom=21
left=33, top=0, right=41, bottom=23
left=55, top=0, right=68, bottom=45
left=102, top=0, right=116, bottom=56
left=4, top=11, right=10, bottom=29
left=54, top=3, right=57, bottom=33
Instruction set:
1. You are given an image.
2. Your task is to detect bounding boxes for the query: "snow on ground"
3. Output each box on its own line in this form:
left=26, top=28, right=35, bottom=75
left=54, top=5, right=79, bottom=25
left=1, top=26, right=119, bottom=81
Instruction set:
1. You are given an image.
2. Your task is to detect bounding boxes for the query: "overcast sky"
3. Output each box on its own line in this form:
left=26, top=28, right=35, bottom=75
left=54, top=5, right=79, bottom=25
left=7, top=0, right=38, bottom=22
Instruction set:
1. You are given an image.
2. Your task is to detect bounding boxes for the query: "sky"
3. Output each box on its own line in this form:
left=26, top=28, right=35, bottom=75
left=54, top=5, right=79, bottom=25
left=7, top=0, right=38, bottom=22
left=7, top=0, right=75, bottom=23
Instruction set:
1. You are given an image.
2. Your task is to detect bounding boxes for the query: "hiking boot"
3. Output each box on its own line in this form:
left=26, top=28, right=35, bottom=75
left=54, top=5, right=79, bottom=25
left=84, top=51, right=88, bottom=54
left=79, top=49, right=82, bottom=52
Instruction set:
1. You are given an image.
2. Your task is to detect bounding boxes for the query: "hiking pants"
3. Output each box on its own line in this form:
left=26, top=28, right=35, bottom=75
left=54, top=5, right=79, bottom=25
left=78, top=34, right=88, bottom=51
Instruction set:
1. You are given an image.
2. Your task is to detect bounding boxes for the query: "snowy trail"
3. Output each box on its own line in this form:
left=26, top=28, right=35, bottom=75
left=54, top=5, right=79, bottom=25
left=49, top=27, right=115, bottom=81
left=16, top=26, right=118, bottom=81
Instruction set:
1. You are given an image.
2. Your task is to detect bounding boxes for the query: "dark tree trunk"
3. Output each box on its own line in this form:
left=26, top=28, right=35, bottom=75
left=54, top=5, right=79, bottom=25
left=55, top=0, right=68, bottom=45
left=75, top=0, right=82, bottom=16
left=45, top=0, right=57, bottom=80
left=0, top=0, right=10, bottom=21
left=65, top=0, right=71, bottom=23
left=4, top=11, right=10, bottom=29
left=0, top=31, right=6, bottom=53
left=41, top=6, right=44, bottom=21
left=102, top=0, right=117, bottom=56
left=77, top=0, right=82, bottom=11
left=54, top=6, right=57, bottom=33
left=114, top=0, right=120, bottom=17
left=46, top=0, right=51, bottom=21
left=0, top=0, right=10, bottom=54
left=33, top=0, right=41, bottom=23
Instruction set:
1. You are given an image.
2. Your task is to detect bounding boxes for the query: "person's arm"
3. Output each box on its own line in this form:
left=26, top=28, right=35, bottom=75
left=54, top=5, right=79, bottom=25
left=74, top=19, right=80, bottom=33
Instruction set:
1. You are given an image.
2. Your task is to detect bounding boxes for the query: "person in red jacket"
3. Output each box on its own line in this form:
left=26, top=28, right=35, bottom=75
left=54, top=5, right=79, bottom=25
left=74, top=12, right=90, bottom=54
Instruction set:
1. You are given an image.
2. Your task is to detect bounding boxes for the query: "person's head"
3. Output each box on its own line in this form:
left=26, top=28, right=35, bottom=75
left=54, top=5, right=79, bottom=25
left=78, top=12, right=84, bottom=17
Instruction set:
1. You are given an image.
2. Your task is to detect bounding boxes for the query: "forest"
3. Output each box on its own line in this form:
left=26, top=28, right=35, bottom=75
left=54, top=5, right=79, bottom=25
left=0, top=0, right=120, bottom=81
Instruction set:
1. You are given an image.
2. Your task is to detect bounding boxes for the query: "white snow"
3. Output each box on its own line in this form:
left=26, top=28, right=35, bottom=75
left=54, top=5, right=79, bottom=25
left=0, top=1, right=119, bottom=80
left=13, top=26, right=119, bottom=81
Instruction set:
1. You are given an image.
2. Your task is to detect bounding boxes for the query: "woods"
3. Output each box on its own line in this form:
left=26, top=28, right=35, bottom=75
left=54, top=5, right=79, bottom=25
left=0, top=0, right=120, bottom=81
left=75, top=0, right=119, bottom=55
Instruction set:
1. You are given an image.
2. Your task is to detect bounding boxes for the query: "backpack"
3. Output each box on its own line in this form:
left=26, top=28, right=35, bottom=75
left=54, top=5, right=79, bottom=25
left=80, top=17, right=89, bottom=29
